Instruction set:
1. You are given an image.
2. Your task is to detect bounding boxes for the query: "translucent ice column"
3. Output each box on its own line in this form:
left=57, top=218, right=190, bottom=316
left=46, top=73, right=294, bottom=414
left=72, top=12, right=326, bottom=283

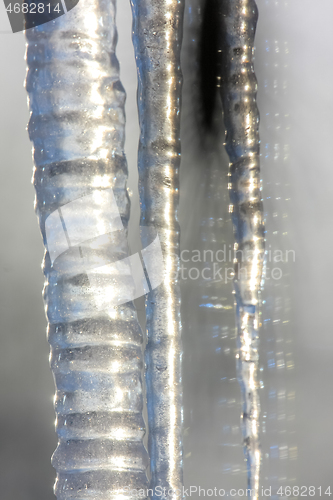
left=219, top=0, right=265, bottom=496
left=25, top=1, right=148, bottom=498
left=130, top=1, right=185, bottom=497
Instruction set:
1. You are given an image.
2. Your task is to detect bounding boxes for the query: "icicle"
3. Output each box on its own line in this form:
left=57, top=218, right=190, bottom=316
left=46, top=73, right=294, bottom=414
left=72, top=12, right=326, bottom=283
left=219, top=0, right=265, bottom=497
left=130, top=1, right=185, bottom=498
left=25, top=1, right=149, bottom=498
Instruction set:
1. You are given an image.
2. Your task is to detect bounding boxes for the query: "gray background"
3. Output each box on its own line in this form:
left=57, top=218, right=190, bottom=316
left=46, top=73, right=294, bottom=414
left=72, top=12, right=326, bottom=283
left=0, top=0, right=332, bottom=498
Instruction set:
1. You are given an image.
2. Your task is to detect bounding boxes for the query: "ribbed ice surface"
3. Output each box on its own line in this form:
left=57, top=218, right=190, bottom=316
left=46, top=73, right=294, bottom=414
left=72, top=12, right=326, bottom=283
left=219, top=0, right=265, bottom=497
left=130, top=1, right=185, bottom=498
left=25, top=1, right=148, bottom=498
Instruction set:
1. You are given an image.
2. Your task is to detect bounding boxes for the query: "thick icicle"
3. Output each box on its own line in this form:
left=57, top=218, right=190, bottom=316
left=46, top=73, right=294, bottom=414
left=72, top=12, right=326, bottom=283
left=25, top=1, right=149, bottom=498
left=219, top=0, right=265, bottom=496
left=130, top=1, right=185, bottom=498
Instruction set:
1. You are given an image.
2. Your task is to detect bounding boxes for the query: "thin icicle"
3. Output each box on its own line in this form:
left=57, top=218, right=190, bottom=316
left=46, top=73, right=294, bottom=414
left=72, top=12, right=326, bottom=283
left=130, top=1, right=185, bottom=498
left=219, top=0, right=265, bottom=497
left=25, top=1, right=148, bottom=498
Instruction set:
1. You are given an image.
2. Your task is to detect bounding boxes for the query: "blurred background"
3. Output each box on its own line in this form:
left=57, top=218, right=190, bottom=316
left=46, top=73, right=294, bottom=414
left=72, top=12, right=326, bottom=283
left=0, top=0, right=332, bottom=498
